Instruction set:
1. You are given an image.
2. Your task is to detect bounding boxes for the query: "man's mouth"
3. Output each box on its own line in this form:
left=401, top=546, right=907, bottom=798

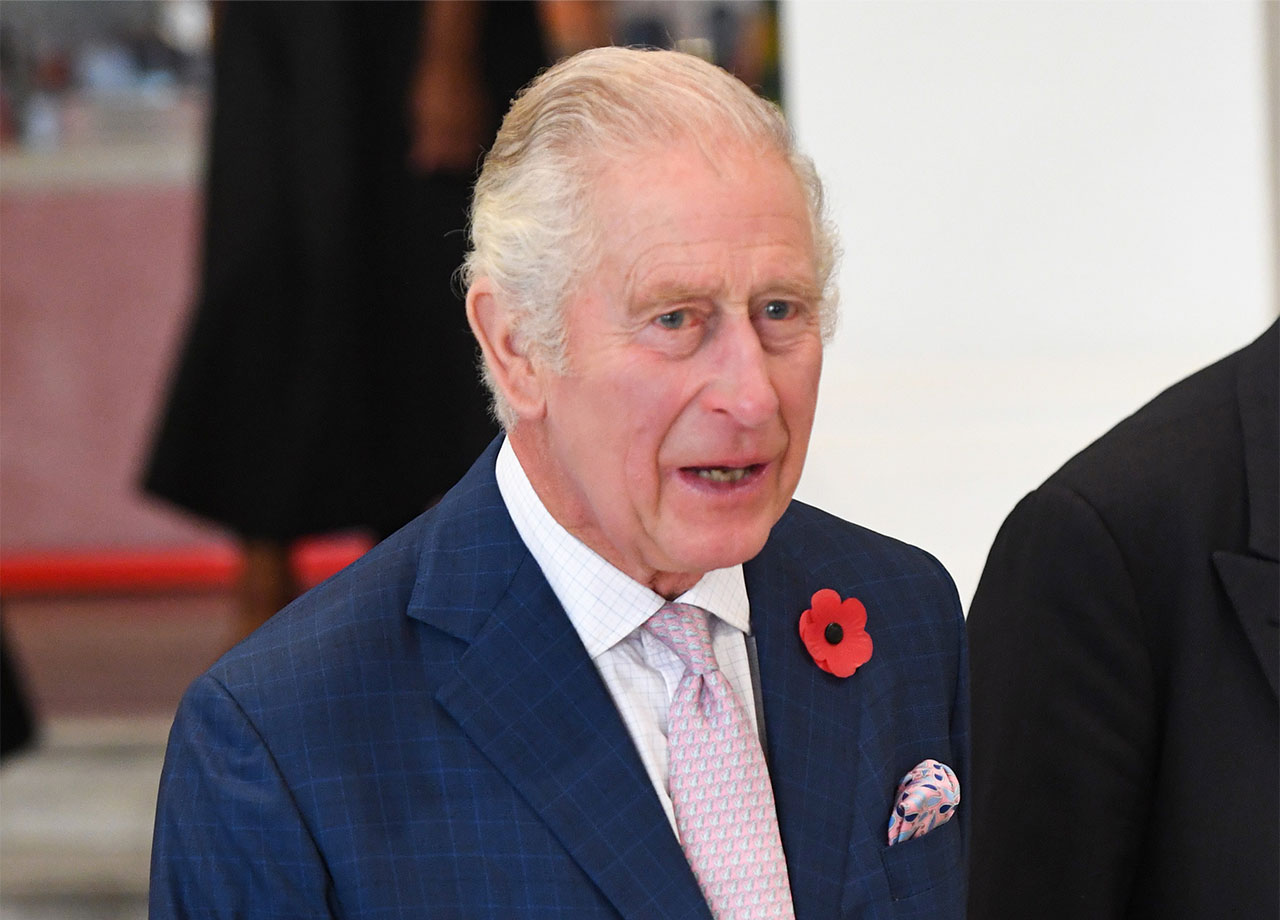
left=691, top=464, right=762, bottom=484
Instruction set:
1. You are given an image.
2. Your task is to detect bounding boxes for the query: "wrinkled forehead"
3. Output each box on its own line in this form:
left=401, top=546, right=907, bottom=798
left=573, top=138, right=814, bottom=301
left=576, top=134, right=813, bottom=262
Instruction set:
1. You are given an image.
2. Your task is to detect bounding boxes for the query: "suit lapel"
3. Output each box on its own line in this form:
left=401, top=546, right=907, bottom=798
left=1213, top=551, right=1279, bottom=698
left=747, top=540, right=864, bottom=918
left=408, top=441, right=710, bottom=920
left=1218, top=322, right=1279, bottom=699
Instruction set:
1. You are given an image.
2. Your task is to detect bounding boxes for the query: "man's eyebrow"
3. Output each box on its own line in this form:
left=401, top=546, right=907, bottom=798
left=633, top=280, right=720, bottom=307
left=631, top=275, right=821, bottom=309
left=760, top=279, right=823, bottom=301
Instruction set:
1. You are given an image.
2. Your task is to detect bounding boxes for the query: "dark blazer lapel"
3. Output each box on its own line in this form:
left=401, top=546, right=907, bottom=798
left=1213, top=551, right=1278, bottom=698
left=747, top=539, right=863, bottom=918
left=1215, top=322, right=1279, bottom=699
left=408, top=441, right=710, bottom=920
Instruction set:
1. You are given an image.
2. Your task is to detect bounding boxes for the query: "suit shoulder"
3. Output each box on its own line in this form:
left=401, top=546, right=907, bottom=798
left=1051, top=340, right=1249, bottom=499
left=202, top=515, right=432, bottom=699
left=1035, top=329, right=1275, bottom=543
left=1002, top=326, right=1276, bottom=571
left=205, top=441, right=507, bottom=694
left=776, top=500, right=955, bottom=582
left=770, top=501, right=963, bottom=635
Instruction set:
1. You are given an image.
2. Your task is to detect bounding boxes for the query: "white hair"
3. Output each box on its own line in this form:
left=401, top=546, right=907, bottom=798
left=463, top=46, right=840, bottom=428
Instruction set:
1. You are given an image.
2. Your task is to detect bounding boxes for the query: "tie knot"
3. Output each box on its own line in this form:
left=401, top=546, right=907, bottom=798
left=645, top=602, right=718, bottom=675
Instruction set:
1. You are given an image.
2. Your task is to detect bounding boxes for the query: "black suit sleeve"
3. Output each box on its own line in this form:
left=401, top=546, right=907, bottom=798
left=966, top=484, right=1157, bottom=920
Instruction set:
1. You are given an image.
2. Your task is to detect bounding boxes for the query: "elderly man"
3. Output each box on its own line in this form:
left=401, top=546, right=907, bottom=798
left=150, top=48, right=968, bottom=919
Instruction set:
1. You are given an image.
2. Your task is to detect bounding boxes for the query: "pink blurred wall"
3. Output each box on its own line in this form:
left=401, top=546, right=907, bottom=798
left=0, top=183, right=229, bottom=552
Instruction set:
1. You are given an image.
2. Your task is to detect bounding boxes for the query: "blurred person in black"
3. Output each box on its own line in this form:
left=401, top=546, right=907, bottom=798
left=967, top=320, right=1278, bottom=919
left=1, top=627, right=36, bottom=758
left=144, top=2, right=552, bottom=639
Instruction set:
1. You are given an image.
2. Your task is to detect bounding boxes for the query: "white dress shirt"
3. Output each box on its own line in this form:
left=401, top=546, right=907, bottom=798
left=495, top=438, right=762, bottom=835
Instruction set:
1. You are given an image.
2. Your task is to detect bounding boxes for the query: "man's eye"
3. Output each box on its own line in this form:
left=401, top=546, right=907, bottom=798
left=762, top=300, right=794, bottom=320
left=655, top=310, right=686, bottom=330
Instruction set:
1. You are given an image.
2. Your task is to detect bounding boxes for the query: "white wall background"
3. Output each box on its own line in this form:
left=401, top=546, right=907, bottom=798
left=783, top=0, right=1278, bottom=608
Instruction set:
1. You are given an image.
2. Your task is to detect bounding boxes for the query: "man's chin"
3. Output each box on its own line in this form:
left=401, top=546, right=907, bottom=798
left=666, top=526, right=773, bottom=576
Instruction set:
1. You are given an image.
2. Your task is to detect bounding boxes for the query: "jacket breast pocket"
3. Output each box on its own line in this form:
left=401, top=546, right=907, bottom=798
left=878, top=813, right=963, bottom=911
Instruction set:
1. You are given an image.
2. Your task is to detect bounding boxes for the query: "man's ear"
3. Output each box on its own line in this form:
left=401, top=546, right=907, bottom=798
left=466, top=279, right=547, bottom=421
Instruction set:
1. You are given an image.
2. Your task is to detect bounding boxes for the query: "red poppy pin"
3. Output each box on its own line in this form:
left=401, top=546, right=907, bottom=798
left=799, top=588, right=873, bottom=677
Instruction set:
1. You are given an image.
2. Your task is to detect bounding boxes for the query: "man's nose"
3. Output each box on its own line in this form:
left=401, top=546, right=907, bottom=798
left=706, top=318, right=780, bottom=427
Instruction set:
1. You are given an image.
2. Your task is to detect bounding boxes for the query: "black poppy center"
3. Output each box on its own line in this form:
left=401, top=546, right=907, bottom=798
left=824, top=622, right=844, bottom=645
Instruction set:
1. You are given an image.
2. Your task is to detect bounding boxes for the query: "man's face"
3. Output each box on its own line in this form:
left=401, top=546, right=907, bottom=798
left=518, top=140, right=824, bottom=598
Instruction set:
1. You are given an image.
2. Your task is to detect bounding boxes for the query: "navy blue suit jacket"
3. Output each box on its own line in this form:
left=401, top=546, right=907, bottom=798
left=150, top=439, right=969, bottom=918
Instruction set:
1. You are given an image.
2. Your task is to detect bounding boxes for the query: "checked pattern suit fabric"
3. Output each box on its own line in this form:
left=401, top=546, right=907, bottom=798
left=647, top=603, right=794, bottom=920
left=150, top=437, right=970, bottom=919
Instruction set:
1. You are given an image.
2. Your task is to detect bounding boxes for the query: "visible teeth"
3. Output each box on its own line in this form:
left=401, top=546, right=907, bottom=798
left=697, top=467, right=749, bottom=483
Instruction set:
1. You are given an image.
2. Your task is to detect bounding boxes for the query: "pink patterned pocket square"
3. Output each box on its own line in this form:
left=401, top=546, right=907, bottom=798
left=887, top=759, right=960, bottom=846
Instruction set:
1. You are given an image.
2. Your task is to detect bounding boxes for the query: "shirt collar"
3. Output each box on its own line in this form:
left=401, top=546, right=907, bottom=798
left=495, top=438, right=749, bottom=658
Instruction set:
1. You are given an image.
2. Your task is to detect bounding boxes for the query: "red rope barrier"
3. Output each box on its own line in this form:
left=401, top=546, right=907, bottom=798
left=0, top=537, right=371, bottom=598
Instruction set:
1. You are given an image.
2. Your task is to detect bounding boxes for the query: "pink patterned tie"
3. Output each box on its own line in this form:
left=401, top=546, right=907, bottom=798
left=646, top=603, right=794, bottom=920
